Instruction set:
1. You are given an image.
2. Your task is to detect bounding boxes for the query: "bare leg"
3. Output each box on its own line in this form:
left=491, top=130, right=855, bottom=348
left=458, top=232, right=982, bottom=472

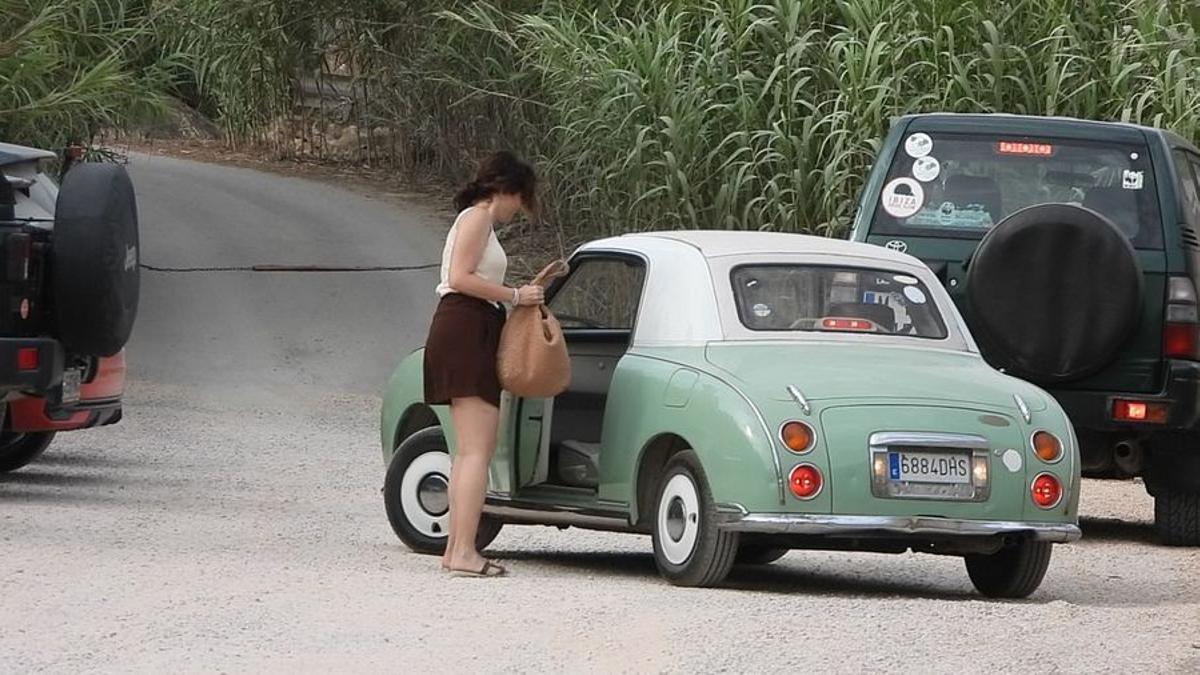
left=445, top=396, right=500, bottom=573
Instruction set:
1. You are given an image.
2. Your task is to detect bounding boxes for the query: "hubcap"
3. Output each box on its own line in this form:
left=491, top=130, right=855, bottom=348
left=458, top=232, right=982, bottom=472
left=657, top=473, right=701, bottom=565
left=399, top=450, right=452, bottom=538
left=417, top=473, right=449, bottom=516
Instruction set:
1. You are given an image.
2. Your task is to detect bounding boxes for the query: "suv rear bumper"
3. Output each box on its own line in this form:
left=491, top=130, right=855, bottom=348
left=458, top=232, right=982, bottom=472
left=4, top=349, right=126, bottom=433
left=1053, top=359, right=1200, bottom=432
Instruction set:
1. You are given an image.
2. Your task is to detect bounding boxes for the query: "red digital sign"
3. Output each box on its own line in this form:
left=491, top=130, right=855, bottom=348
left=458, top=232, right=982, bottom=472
left=996, top=141, right=1055, bottom=156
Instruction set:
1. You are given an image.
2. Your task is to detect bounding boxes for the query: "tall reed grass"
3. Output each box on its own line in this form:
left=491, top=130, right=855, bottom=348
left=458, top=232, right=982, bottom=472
left=6, top=0, right=1200, bottom=245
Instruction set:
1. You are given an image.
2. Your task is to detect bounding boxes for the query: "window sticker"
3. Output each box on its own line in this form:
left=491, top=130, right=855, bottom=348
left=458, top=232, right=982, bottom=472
left=881, top=177, right=925, bottom=218
left=1122, top=169, right=1144, bottom=190
left=752, top=303, right=771, bottom=318
left=905, top=133, right=933, bottom=158
left=903, top=286, right=927, bottom=304
left=912, top=156, right=941, bottom=182
left=893, top=275, right=919, bottom=285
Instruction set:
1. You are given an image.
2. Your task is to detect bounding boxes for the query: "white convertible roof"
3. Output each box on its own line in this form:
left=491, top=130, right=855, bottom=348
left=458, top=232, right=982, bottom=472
left=593, top=229, right=918, bottom=265
left=576, top=229, right=974, bottom=351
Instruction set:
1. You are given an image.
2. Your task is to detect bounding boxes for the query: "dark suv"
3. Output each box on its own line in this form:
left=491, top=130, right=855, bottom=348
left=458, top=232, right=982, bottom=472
left=849, top=113, right=1200, bottom=545
left=0, top=142, right=140, bottom=472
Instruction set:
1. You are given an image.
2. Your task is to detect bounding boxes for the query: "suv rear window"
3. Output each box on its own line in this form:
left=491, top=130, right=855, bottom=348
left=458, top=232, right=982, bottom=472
left=870, top=132, right=1163, bottom=249
left=730, top=265, right=948, bottom=339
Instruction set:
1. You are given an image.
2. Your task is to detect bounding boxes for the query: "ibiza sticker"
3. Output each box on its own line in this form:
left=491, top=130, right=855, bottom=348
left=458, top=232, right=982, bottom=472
left=903, top=286, right=927, bottom=304
left=1122, top=169, right=1144, bottom=190
left=881, top=178, right=924, bottom=219
left=912, top=156, right=940, bottom=182
left=904, top=133, right=933, bottom=158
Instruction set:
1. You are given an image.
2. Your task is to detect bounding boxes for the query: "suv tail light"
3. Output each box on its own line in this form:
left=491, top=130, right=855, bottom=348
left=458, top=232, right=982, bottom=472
left=1164, top=277, right=1200, bottom=360
left=5, top=232, right=30, bottom=282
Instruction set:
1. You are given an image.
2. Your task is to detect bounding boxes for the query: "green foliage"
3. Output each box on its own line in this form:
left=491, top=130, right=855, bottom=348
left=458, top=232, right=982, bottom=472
left=0, top=0, right=170, bottom=151
left=6, top=0, right=1200, bottom=243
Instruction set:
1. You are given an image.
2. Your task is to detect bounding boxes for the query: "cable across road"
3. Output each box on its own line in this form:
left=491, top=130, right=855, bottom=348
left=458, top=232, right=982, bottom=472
left=139, top=262, right=441, bottom=273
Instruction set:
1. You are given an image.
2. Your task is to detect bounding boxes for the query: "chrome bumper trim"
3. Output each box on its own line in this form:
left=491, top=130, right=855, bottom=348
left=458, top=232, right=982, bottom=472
left=717, top=512, right=1081, bottom=542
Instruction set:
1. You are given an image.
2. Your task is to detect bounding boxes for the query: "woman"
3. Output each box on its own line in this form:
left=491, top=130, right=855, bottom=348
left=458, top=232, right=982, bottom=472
left=424, top=151, right=543, bottom=578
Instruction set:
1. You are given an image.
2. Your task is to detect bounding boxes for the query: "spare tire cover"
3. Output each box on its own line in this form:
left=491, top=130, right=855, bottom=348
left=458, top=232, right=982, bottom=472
left=965, top=203, right=1142, bottom=384
left=51, top=163, right=140, bottom=357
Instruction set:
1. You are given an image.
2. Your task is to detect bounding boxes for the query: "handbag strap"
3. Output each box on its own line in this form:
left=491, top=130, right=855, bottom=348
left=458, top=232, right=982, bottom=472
left=530, top=259, right=570, bottom=288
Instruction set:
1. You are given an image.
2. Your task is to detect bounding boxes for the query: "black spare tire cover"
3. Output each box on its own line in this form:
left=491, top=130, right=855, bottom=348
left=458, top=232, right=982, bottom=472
left=965, top=203, right=1142, bottom=384
left=51, top=163, right=140, bottom=357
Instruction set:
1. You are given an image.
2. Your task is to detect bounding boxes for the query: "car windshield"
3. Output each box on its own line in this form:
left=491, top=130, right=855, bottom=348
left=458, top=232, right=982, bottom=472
left=869, top=132, right=1163, bottom=248
left=730, top=265, right=948, bottom=339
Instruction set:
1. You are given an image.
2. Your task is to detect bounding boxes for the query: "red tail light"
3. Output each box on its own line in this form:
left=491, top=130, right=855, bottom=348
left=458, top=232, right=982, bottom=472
left=1165, top=277, right=1200, bottom=360
left=17, top=347, right=38, bottom=371
left=1164, top=322, right=1199, bottom=360
left=789, top=464, right=823, bottom=500
left=1031, top=473, right=1063, bottom=509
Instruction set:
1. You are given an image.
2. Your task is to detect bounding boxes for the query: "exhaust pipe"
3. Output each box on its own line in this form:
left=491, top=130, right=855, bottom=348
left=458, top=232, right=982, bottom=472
left=1113, top=439, right=1145, bottom=475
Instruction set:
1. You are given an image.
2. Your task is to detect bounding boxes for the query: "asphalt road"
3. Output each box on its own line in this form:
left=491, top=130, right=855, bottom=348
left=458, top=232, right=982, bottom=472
left=2, top=153, right=1199, bottom=673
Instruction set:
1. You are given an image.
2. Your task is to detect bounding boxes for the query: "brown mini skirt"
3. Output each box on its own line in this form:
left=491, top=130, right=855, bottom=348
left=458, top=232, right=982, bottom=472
left=424, top=293, right=507, bottom=407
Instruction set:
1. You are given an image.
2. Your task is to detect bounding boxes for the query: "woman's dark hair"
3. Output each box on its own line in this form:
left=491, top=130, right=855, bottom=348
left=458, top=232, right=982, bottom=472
left=453, top=150, right=538, bottom=215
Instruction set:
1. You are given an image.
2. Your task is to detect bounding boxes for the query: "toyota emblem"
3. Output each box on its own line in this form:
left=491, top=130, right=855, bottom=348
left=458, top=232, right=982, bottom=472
left=884, top=240, right=908, bottom=253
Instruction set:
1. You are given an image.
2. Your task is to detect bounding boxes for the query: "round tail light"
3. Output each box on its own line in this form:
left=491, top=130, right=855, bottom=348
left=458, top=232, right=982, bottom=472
left=780, top=421, right=815, bottom=453
left=1031, top=473, right=1063, bottom=509
left=1032, top=431, right=1063, bottom=463
left=789, top=464, right=823, bottom=500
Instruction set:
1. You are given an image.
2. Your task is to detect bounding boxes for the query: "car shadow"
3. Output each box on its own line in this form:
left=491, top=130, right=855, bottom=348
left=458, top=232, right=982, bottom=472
left=487, top=549, right=984, bottom=600
left=0, top=469, right=119, bottom=488
left=485, top=547, right=1192, bottom=606
left=33, top=452, right=140, bottom=470
left=1079, top=516, right=1159, bottom=544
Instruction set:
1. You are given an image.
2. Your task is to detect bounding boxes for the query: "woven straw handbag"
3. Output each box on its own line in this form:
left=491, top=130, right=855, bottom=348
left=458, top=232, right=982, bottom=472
left=497, top=260, right=571, bottom=398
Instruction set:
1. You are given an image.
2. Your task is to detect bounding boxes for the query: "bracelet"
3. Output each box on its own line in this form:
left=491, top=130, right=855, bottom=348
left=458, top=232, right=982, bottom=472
left=511, top=288, right=520, bottom=306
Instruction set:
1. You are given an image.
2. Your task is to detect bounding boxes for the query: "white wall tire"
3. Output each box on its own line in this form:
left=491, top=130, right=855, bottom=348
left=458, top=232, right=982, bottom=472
left=657, top=473, right=701, bottom=565
left=399, top=450, right=451, bottom=539
left=383, top=427, right=502, bottom=554
left=650, top=450, right=738, bottom=587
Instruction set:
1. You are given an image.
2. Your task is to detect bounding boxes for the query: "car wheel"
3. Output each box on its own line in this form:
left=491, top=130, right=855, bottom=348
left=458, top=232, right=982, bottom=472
left=0, top=431, right=56, bottom=473
left=651, top=450, right=739, bottom=587
left=735, top=545, right=789, bottom=566
left=964, top=539, right=1052, bottom=599
left=382, top=427, right=502, bottom=555
left=1154, top=488, right=1200, bottom=546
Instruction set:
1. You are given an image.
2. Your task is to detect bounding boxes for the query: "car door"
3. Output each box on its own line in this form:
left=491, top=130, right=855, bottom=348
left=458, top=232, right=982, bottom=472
left=512, top=253, right=646, bottom=494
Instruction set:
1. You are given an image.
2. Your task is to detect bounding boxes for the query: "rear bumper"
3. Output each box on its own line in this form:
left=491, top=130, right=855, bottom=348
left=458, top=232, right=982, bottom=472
left=717, top=511, right=1081, bottom=543
left=1052, top=359, right=1200, bottom=432
left=7, top=351, right=126, bottom=433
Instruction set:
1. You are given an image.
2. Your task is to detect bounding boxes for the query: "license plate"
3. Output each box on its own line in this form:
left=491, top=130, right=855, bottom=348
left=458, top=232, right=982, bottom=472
left=888, top=450, right=971, bottom=484
left=61, top=368, right=81, bottom=404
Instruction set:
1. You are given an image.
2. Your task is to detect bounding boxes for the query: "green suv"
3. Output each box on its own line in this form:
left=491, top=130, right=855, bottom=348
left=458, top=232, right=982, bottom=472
left=849, top=113, right=1200, bottom=545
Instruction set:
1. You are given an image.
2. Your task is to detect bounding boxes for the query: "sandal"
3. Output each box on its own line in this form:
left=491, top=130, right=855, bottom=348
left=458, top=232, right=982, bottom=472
left=448, top=560, right=507, bottom=578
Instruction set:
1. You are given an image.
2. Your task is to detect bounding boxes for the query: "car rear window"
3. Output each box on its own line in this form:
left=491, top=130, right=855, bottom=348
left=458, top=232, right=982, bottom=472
left=730, top=265, right=948, bottom=339
left=869, top=132, right=1163, bottom=248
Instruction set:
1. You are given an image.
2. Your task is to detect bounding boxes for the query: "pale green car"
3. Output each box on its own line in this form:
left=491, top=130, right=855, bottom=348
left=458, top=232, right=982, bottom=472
left=380, top=231, right=1081, bottom=597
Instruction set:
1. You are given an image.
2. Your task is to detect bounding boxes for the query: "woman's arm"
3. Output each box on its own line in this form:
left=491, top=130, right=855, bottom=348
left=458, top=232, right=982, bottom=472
left=448, top=208, right=521, bottom=304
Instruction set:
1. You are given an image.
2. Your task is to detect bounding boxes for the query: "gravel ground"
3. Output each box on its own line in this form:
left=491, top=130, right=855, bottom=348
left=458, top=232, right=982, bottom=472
left=2, top=153, right=1197, bottom=673
left=2, top=382, right=1198, bottom=673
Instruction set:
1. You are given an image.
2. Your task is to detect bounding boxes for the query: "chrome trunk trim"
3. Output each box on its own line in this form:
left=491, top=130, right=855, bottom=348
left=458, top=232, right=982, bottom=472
left=1013, top=394, right=1031, bottom=424
left=786, top=385, right=812, bottom=415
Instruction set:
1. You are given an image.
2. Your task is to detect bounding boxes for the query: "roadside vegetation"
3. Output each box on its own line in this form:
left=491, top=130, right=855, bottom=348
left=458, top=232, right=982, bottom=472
left=5, top=0, right=1200, bottom=243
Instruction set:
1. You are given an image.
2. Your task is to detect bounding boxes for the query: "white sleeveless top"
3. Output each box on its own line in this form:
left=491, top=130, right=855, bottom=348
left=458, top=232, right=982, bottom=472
left=436, top=206, right=508, bottom=297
